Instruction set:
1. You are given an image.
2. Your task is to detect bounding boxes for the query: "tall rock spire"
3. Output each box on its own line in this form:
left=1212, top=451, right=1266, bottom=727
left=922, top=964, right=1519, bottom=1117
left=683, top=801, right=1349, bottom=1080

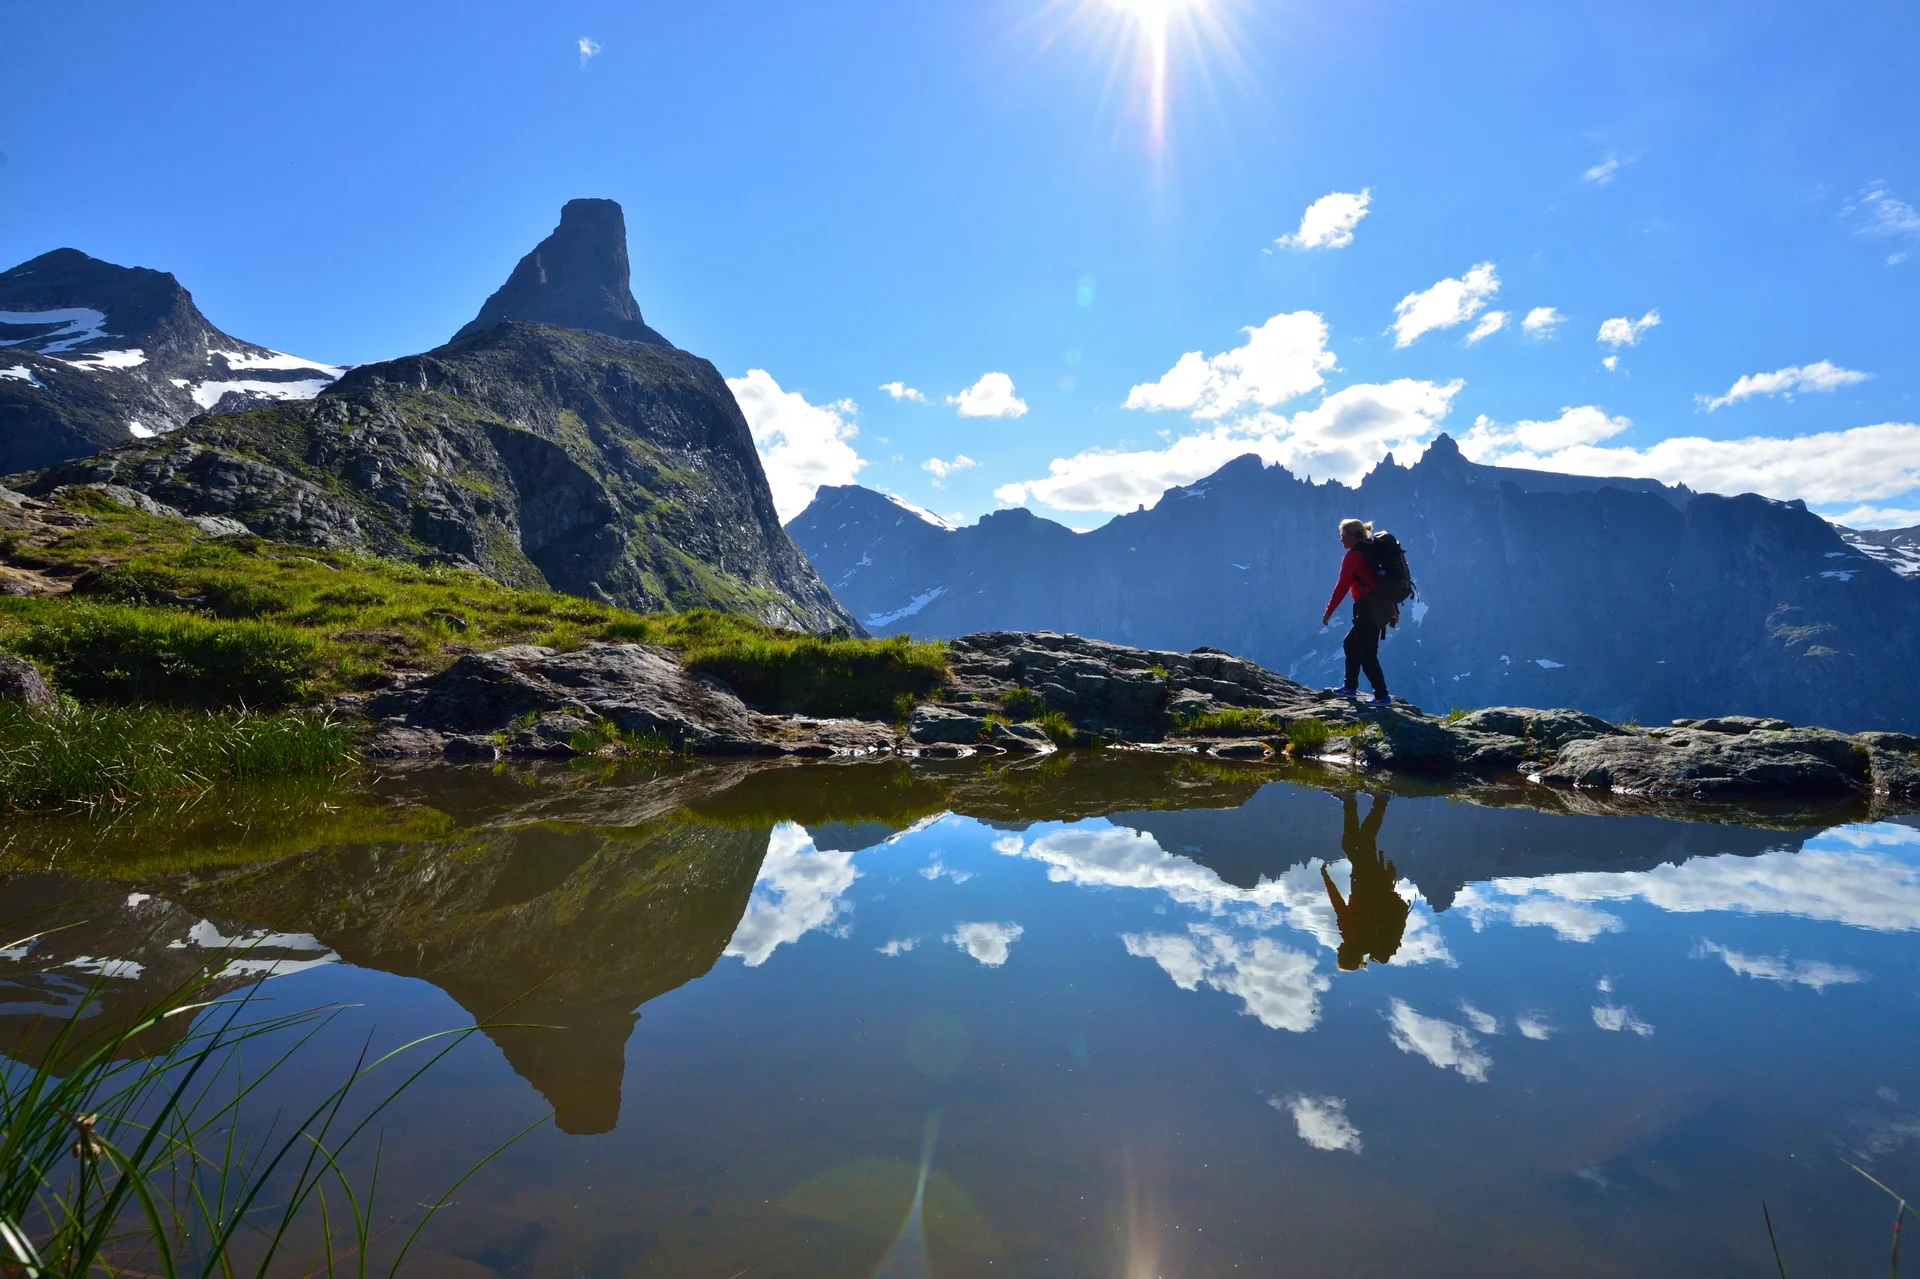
left=454, top=198, right=670, bottom=346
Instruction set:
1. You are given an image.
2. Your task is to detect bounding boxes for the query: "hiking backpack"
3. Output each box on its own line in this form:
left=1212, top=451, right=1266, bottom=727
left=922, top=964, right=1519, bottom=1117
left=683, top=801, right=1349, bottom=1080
left=1362, top=530, right=1416, bottom=606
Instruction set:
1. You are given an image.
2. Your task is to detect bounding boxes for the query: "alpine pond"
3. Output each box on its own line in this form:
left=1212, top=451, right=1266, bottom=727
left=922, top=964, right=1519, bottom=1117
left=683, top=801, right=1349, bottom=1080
left=4, top=754, right=1918, bottom=1277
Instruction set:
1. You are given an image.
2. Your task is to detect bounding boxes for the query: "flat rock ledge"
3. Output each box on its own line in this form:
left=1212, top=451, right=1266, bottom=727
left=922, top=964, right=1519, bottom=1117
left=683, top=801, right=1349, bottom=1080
left=347, top=630, right=1920, bottom=809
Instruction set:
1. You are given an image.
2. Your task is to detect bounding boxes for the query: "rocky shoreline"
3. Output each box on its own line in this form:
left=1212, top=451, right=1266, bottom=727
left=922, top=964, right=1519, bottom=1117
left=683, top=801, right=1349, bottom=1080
left=349, top=629, right=1920, bottom=812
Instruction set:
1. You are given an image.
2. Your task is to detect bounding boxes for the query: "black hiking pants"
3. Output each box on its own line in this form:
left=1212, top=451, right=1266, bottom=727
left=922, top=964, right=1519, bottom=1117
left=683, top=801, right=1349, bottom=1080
left=1343, top=595, right=1389, bottom=694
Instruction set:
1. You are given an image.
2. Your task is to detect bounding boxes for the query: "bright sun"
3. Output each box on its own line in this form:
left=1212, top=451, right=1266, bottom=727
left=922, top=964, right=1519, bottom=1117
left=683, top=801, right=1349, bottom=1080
left=1091, top=0, right=1222, bottom=160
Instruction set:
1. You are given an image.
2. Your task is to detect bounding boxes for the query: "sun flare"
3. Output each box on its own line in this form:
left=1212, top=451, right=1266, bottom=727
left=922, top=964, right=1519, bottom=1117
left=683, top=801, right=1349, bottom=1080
left=1083, top=0, right=1231, bottom=163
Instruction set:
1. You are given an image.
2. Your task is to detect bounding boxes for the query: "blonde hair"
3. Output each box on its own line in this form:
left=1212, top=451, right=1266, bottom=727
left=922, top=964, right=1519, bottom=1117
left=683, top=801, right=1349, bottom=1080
left=1339, top=518, right=1372, bottom=541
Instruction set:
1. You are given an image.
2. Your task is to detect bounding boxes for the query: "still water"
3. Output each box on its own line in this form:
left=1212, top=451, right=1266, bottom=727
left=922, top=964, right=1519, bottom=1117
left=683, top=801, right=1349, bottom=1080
left=5, top=754, right=1920, bottom=1276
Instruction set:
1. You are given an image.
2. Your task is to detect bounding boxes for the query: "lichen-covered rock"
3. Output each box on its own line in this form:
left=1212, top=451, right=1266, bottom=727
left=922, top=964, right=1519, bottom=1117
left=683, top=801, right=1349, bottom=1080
left=1673, top=715, right=1794, bottom=734
left=0, top=652, right=56, bottom=708
left=366, top=643, right=760, bottom=756
left=991, top=720, right=1054, bottom=752
left=1538, top=726, right=1869, bottom=799
left=945, top=631, right=1322, bottom=741
left=1453, top=706, right=1622, bottom=751
left=909, top=704, right=988, bottom=744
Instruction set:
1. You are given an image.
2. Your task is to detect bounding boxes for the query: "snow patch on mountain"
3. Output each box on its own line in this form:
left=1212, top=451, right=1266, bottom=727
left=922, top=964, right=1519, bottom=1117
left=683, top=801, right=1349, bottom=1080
left=62, top=348, right=147, bottom=371
left=191, top=378, right=336, bottom=410
left=0, top=307, right=111, bottom=353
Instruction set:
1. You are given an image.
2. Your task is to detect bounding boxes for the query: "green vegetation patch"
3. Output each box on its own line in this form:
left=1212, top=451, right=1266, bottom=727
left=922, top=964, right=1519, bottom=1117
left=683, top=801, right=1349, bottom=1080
left=0, top=703, right=356, bottom=812
left=1286, top=718, right=1332, bottom=751
left=604, top=609, right=949, bottom=720
left=0, top=492, right=950, bottom=724
left=1172, top=707, right=1283, bottom=737
left=12, top=603, right=321, bottom=706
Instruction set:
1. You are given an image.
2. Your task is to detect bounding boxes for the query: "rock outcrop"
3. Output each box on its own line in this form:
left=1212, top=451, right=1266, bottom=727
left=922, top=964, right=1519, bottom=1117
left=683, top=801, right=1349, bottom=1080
left=356, top=642, right=894, bottom=761
left=790, top=437, right=1920, bottom=732
left=0, top=249, right=341, bottom=472
left=353, top=628, right=1920, bottom=814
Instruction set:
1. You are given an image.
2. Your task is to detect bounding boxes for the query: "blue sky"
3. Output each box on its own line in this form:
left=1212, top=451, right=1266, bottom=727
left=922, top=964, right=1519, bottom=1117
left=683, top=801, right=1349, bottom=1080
left=4, top=0, right=1917, bottom=528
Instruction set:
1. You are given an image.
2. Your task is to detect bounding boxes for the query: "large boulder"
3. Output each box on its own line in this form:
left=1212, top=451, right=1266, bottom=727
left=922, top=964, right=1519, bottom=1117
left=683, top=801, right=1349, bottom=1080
left=908, top=704, right=988, bottom=744
left=1537, top=726, right=1870, bottom=800
left=365, top=643, right=761, bottom=755
left=0, top=653, right=56, bottom=709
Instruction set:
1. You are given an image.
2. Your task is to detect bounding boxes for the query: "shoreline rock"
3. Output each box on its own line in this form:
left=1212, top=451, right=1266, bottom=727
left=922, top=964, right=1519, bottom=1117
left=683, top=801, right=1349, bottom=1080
left=345, top=628, right=1919, bottom=813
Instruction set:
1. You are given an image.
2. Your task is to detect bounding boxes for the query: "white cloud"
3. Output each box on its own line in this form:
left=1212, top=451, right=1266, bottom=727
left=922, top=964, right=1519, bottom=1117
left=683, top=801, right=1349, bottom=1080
left=577, top=37, right=600, bottom=67
left=1124, top=311, right=1336, bottom=419
left=999, top=823, right=1451, bottom=967
left=877, top=937, right=921, bottom=956
left=1592, top=1003, right=1654, bottom=1036
left=1459, top=406, right=1632, bottom=459
left=1515, top=1014, right=1554, bottom=1041
left=1276, top=189, right=1371, bottom=250
left=725, top=823, right=859, bottom=967
left=993, top=482, right=1030, bottom=506
left=1459, top=419, right=1920, bottom=505
left=1602, top=355, right=1620, bottom=372
left=1460, top=824, right=1920, bottom=932
left=1699, top=361, right=1872, bottom=411
left=1847, top=183, right=1920, bottom=239
left=1466, top=311, right=1508, bottom=344
left=1582, top=154, right=1622, bottom=186
left=1391, top=263, right=1499, bottom=348
left=1386, top=999, right=1490, bottom=1081
left=1521, top=306, right=1563, bottom=337
left=1021, top=377, right=1462, bottom=514
left=880, top=381, right=926, bottom=402
left=946, top=921, right=1023, bottom=966
left=1276, top=1095, right=1362, bottom=1152
left=1829, top=505, right=1920, bottom=529
left=1597, top=310, right=1660, bottom=348
left=921, top=454, right=978, bottom=486
left=1458, top=1002, right=1501, bottom=1035
left=1693, top=939, right=1866, bottom=991
left=1124, top=925, right=1330, bottom=1032
left=920, top=857, right=974, bottom=884
left=948, top=372, right=1028, bottom=418
left=726, top=369, right=866, bottom=521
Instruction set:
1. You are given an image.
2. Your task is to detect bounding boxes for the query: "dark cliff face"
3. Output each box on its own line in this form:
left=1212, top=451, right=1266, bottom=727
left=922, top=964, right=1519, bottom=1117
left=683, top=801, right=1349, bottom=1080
left=453, top=198, right=670, bottom=347
left=24, top=321, right=853, bottom=630
left=0, top=249, right=340, bottom=472
left=789, top=436, right=1920, bottom=730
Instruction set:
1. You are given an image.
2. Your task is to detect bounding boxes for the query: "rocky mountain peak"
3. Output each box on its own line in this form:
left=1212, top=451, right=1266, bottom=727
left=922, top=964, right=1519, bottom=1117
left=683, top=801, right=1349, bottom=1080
left=453, top=198, right=670, bottom=347
left=1, top=248, right=343, bottom=472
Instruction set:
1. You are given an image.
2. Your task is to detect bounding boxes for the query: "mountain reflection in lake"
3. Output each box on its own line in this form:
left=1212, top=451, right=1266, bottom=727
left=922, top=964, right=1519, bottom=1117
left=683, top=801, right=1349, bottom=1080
left=4, top=754, right=1919, bottom=1277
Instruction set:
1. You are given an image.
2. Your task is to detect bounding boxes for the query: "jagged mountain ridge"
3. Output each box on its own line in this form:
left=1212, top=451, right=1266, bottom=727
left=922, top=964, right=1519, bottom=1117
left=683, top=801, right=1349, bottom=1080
left=9, top=202, right=853, bottom=632
left=0, top=249, right=341, bottom=472
left=789, top=436, right=1920, bottom=730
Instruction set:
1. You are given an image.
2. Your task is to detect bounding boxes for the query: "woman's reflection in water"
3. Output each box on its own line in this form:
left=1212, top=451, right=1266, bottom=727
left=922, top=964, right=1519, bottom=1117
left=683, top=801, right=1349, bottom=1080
left=1321, top=792, right=1410, bottom=971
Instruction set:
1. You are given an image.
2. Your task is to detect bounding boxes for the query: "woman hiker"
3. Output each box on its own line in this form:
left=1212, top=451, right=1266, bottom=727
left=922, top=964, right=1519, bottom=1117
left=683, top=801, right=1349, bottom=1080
left=1321, top=517, right=1396, bottom=706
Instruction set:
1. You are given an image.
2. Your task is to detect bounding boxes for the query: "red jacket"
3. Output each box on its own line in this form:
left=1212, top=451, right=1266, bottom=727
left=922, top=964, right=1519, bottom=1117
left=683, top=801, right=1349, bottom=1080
left=1325, top=547, right=1377, bottom=615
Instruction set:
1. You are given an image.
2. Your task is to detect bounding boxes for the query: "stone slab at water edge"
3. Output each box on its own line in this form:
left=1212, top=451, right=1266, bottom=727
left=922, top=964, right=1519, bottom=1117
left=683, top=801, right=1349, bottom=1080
left=350, top=628, right=1920, bottom=812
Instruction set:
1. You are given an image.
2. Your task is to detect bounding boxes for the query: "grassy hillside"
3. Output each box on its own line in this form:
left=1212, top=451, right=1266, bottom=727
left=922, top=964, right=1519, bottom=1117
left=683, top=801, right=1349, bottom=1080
left=0, top=487, right=947, bottom=808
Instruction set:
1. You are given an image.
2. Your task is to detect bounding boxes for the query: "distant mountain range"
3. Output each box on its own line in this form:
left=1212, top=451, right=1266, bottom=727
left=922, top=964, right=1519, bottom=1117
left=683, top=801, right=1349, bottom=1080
left=0, top=249, right=341, bottom=473
left=789, top=438, right=1920, bottom=731
left=6, top=200, right=850, bottom=631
